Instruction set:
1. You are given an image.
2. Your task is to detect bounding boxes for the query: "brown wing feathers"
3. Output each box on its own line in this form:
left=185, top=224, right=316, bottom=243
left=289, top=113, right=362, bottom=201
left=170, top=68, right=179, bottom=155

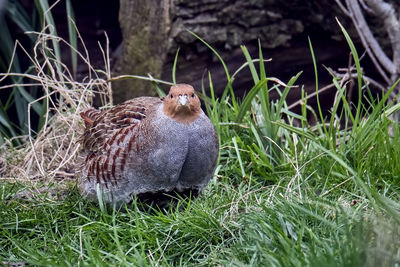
left=79, top=97, right=161, bottom=186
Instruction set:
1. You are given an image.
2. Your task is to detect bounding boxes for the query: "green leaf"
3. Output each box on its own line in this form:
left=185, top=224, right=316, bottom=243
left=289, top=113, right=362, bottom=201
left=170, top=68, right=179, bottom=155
left=66, top=0, right=77, bottom=78
left=272, top=121, right=315, bottom=140
left=36, top=0, right=61, bottom=62
left=241, top=45, right=259, bottom=84
left=308, top=37, right=326, bottom=135
left=5, top=1, right=36, bottom=41
left=172, top=48, right=180, bottom=84
left=275, top=72, right=302, bottom=118
left=152, top=82, right=166, bottom=97
left=236, top=78, right=268, bottom=122
left=336, top=18, right=363, bottom=128
left=188, top=30, right=238, bottom=113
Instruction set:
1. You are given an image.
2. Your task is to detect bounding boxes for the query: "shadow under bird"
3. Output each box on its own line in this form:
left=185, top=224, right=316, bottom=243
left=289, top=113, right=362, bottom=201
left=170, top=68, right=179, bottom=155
left=78, top=84, right=219, bottom=206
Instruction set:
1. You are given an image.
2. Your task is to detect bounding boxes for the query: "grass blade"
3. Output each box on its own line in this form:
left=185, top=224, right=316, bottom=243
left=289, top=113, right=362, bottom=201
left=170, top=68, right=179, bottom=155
left=241, top=45, right=259, bottom=84
left=336, top=18, right=363, bottom=128
left=36, top=0, right=61, bottom=61
left=236, top=78, right=268, bottom=122
left=66, top=0, right=77, bottom=78
left=172, top=48, right=180, bottom=84
left=188, top=30, right=238, bottom=113
left=308, top=37, right=327, bottom=136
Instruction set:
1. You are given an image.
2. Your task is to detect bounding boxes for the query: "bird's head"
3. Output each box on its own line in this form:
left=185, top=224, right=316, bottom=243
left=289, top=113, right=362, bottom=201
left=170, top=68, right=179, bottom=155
left=163, top=84, right=201, bottom=124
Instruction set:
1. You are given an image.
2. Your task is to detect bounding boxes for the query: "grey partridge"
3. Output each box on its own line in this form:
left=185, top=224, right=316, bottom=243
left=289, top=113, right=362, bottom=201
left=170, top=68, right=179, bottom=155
left=78, top=84, right=219, bottom=206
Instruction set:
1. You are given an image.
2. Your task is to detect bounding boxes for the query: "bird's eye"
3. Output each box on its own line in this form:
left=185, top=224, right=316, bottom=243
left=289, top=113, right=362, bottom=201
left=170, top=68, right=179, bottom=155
left=191, top=93, right=195, bottom=98
left=170, top=94, right=173, bottom=99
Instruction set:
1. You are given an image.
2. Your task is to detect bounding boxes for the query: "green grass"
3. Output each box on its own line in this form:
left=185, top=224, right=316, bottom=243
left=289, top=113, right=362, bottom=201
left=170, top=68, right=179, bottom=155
left=1, top=26, right=400, bottom=266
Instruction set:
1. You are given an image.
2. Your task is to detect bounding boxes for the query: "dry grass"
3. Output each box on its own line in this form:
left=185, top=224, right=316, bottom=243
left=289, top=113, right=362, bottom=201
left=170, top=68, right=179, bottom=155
left=0, top=25, right=113, bottom=187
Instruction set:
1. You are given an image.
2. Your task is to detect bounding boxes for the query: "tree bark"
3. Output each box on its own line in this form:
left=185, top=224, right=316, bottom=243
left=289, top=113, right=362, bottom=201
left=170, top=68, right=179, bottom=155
left=113, top=0, right=171, bottom=102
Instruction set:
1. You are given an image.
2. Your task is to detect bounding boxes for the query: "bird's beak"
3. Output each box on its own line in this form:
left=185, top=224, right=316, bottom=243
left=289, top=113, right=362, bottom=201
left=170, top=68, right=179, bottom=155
left=178, top=95, right=189, bottom=106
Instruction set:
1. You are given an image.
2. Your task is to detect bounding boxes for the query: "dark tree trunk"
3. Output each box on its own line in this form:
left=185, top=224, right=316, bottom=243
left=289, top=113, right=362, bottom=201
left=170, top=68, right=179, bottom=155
left=113, top=0, right=171, bottom=101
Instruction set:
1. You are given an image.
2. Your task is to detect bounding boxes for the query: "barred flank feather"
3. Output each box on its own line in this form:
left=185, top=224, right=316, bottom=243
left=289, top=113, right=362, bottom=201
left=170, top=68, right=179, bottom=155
left=79, top=97, right=161, bottom=186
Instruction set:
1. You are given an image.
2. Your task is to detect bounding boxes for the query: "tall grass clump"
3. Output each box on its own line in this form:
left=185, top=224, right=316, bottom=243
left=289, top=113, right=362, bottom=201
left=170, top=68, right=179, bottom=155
left=0, top=12, right=399, bottom=267
left=0, top=0, right=112, bottom=183
left=0, top=0, right=78, bottom=145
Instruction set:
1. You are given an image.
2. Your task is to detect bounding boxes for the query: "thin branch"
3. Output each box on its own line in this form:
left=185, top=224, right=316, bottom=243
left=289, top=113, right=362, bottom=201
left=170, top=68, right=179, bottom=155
left=335, top=0, right=351, bottom=16
left=358, top=0, right=374, bottom=13
left=364, top=0, right=400, bottom=80
left=287, top=84, right=335, bottom=110
left=346, top=0, right=396, bottom=75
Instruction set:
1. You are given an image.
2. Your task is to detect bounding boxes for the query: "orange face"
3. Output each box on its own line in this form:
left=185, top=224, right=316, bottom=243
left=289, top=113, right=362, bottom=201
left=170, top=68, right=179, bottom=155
left=163, top=84, right=201, bottom=123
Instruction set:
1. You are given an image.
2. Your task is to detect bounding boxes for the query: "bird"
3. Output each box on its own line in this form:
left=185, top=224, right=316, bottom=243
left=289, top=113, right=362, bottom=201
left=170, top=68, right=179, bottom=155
left=77, top=84, right=219, bottom=206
